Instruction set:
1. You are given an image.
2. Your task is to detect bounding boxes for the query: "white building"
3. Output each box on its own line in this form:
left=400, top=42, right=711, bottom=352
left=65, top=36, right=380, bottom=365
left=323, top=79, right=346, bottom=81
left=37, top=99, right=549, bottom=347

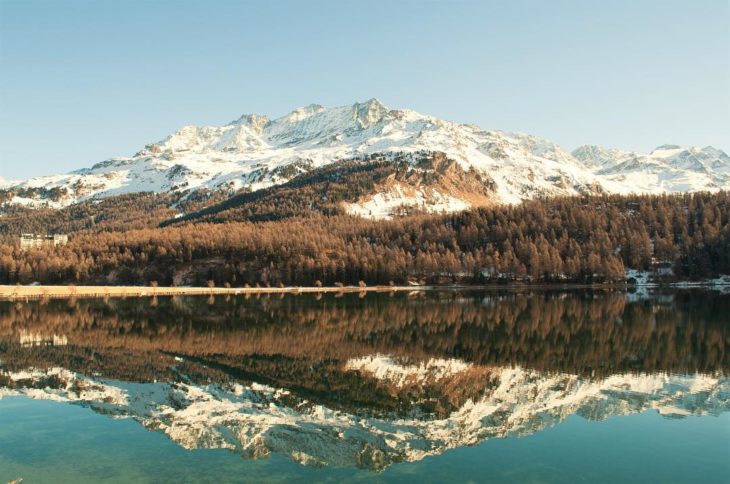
left=19, top=233, right=69, bottom=250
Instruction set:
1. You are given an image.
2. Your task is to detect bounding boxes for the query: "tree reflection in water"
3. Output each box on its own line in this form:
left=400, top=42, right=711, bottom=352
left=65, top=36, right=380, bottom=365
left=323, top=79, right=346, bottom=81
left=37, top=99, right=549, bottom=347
left=0, top=289, right=728, bottom=470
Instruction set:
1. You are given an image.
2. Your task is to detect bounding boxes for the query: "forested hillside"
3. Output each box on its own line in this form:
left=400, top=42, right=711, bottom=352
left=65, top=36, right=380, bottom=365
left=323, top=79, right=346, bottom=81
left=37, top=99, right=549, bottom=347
left=0, top=155, right=488, bottom=234
left=0, top=192, right=727, bottom=286
left=0, top=191, right=231, bottom=236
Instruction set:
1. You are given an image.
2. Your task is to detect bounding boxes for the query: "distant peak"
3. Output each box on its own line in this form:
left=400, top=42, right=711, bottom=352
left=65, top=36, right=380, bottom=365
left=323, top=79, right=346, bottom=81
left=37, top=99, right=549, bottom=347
left=352, top=98, right=389, bottom=128
left=355, top=97, right=387, bottom=108
left=228, top=113, right=270, bottom=134
left=230, top=113, right=269, bottom=124
left=572, top=144, right=606, bottom=155
left=571, top=144, right=633, bottom=166
left=279, top=103, right=326, bottom=123
left=654, top=144, right=682, bottom=151
left=299, top=103, right=325, bottom=112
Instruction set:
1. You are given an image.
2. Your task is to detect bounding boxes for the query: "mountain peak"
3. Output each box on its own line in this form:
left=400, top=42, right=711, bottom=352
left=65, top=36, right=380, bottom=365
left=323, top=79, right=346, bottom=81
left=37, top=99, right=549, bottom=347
left=281, top=103, right=326, bottom=123
left=354, top=97, right=388, bottom=110
left=4, top=100, right=728, bottom=213
left=654, top=144, right=682, bottom=151
left=352, top=98, right=389, bottom=128
left=229, top=113, right=270, bottom=132
left=572, top=144, right=633, bottom=167
left=649, top=144, right=685, bottom=158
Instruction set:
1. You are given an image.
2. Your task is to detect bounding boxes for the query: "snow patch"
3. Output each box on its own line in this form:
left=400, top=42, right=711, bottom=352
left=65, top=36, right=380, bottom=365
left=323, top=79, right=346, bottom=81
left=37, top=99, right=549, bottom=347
left=345, top=355, right=473, bottom=386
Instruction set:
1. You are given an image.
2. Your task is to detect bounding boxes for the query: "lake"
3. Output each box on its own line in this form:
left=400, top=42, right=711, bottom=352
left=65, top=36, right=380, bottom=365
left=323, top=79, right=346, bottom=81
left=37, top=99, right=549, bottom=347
left=0, top=289, right=728, bottom=483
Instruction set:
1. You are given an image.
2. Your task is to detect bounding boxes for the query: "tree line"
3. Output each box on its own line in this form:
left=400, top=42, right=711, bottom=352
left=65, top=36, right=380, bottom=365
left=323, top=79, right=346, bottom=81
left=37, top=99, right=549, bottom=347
left=0, top=191, right=727, bottom=286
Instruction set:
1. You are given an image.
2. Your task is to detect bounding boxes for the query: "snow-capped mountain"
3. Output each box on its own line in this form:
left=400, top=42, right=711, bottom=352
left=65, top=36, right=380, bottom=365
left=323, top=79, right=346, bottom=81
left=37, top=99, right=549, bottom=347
left=573, top=143, right=730, bottom=194
left=3, top=99, right=728, bottom=217
left=2, top=358, right=728, bottom=470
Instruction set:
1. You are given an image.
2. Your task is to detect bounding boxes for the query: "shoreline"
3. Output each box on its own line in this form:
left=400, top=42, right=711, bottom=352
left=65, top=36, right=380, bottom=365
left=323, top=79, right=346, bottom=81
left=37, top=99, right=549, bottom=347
left=1, top=281, right=727, bottom=301
left=0, top=284, right=429, bottom=301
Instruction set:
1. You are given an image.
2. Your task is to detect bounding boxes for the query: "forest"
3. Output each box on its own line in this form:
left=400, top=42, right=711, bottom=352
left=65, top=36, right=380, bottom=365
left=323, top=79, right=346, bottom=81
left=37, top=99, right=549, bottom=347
left=0, top=191, right=728, bottom=286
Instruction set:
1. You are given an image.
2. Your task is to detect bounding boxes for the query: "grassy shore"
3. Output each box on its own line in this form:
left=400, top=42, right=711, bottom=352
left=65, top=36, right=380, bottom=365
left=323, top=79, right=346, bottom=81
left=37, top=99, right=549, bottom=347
left=0, top=284, right=428, bottom=300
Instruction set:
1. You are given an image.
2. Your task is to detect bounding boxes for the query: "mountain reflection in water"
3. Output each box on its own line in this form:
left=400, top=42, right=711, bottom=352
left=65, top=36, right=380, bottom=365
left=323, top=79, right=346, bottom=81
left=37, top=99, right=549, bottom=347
left=0, top=289, right=728, bottom=471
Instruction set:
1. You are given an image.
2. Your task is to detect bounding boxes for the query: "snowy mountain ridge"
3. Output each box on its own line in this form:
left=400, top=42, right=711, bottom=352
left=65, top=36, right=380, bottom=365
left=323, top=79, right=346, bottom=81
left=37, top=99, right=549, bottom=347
left=3, top=99, right=728, bottom=217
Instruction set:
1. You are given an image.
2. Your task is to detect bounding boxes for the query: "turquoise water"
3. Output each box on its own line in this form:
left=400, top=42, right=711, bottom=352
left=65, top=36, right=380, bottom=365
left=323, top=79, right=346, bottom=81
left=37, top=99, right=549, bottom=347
left=1, top=397, right=728, bottom=483
left=0, top=289, right=728, bottom=482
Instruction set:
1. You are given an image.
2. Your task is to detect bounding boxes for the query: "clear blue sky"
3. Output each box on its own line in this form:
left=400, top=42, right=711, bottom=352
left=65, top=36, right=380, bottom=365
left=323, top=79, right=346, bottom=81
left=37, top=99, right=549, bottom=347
left=1, top=0, right=728, bottom=179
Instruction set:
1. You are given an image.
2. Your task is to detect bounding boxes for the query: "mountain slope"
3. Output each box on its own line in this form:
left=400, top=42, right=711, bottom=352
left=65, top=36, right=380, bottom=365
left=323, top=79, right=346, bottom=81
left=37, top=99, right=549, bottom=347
left=573, top=144, right=730, bottom=194
left=3, top=99, right=728, bottom=218
left=162, top=153, right=496, bottom=224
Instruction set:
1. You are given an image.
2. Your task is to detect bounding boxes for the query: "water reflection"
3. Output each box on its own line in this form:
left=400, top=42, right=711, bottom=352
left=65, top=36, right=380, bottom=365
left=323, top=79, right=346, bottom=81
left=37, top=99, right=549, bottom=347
left=0, top=290, right=728, bottom=470
left=18, top=329, right=68, bottom=348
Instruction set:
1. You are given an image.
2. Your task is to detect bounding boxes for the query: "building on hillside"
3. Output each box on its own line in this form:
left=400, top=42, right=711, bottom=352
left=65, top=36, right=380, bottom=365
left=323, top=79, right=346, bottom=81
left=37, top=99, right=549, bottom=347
left=19, top=233, right=69, bottom=250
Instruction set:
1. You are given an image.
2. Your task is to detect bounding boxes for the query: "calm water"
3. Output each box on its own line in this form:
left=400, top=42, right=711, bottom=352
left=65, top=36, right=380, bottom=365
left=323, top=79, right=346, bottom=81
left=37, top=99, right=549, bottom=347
left=0, top=289, right=728, bottom=483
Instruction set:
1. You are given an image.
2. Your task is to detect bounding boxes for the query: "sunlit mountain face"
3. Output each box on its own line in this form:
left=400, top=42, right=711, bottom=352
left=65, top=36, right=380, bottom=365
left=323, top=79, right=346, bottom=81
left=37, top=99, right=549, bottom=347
left=0, top=290, right=728, bottom=471
left=3, top=100, right=728, bottom=217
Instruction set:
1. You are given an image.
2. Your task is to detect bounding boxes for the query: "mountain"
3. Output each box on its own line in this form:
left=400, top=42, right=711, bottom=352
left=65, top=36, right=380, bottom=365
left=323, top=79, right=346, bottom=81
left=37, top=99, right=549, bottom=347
left=2, top=99, right=728, bottom=218
left=573, top=144, right=730, bottom=194
left=2, top=360, right=728, bottom=470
